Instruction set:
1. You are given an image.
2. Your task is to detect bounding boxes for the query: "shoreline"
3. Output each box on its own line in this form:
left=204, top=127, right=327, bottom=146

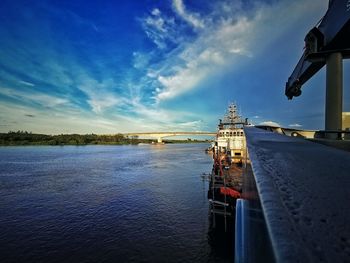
left=0, top=141, right=210, bottom=146
left=0, top=132, right=210, bottom=146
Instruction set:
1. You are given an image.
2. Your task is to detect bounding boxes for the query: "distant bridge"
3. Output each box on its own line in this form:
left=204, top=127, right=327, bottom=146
left=124, top=132, right=216, bottom=143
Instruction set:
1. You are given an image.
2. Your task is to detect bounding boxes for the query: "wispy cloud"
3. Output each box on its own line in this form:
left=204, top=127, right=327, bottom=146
left=140, top=8, right=178, bottom=49
left=19, top=80, right=35, bottom=87
left=289, top=123, right=302, bottom=128
left=76, top=76, right=123, bottom=114
left=141, top=0, right=327, bottom=102
left=0, top=0, right=329, bottom=133
left=123, top=97, right=205, bottom=130
left=132, top=52, right=151, bottom=69
left=150, top=11, right=251, bottom=101
left=156, top=67, right=209, bottom=101
left=172, top=0, right=205, bottom=29
left=259, top=121, right=281, bottom=127
left=176, top=120, right=206, bottom=131
left=88, top=96, right=121, bottom=114
left=0, top=87, right=69, bottom=108
left=0, top=101, right=132, bottom=134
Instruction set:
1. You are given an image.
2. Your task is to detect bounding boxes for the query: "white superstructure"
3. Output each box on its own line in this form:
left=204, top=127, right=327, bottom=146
left=215, top=103, right=249, bottom=163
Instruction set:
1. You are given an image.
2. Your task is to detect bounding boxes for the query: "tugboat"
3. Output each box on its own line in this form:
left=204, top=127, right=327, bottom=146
left=208, top=103, right=249, bottom=231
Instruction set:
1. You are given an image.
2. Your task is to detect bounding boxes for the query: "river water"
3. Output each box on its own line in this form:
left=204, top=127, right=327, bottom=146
left=0, top=144, right=233, bottom=263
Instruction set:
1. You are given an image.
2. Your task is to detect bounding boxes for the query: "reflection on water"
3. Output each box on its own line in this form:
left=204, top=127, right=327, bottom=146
left=0, top=144, right=232, bottom=262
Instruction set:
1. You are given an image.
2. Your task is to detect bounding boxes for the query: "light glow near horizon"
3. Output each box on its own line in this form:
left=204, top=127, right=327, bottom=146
left=0, top=0, right=349, bottom=134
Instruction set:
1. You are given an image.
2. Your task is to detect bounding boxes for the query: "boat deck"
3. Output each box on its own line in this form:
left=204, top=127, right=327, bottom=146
left=222, top=164, right=243, bottom=192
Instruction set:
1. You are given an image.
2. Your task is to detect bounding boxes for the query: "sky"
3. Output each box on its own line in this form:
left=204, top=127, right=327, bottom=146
left=0, top=0, right=349, bottom=134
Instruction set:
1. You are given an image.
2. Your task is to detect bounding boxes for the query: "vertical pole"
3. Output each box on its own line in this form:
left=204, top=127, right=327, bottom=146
left=325, top=52, right=343, bottom=138
left=224, top=172, right=227, bottom=232
left=212, top=168, right=215, bottom=228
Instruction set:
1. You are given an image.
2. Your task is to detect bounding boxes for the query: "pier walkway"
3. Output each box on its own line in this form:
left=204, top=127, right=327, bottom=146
left=240, top=126, right=350, bottom=262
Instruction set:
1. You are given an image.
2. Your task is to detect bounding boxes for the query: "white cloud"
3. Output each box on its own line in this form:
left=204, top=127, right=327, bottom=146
left=172, top=0, right=204, bottom=29
left=140, top=8, right=177, bottom=49
left=132, top=52, right=150, bottom=69
left=289, top=123, right=303, bottom=127
left=87, top=96, right=120, bottom=114
left=177, top=120, right=205, bottom=131
left=119, top=97, right=207, bottom=131
left=0, top=0, right=329, bottom=134
left=0, top=87, right=69, bottom=108
left=152, top=0, right=327, bottom=102
left=151, top=8, right=161, bottom=16
left=18, top=80, right=35, bottom=87
left=156, top=67, right=208, bottom=101
left=0, top=104, right=104, bottom=134
left=154, top=16, right=253, bottom=101
left=76, top=75, right=123, bottom=114
left=0, top=100, right=149, bottom=134
left=259, top=121, right=281, bottom=127
left=145, top=16, right=166, bottom=33
left=128, top=98, right=178, bottom=123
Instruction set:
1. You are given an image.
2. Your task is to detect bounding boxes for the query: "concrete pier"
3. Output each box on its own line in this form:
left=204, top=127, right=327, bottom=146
left=244, top=126, right=350, bottom=262
left=325, top=52, right=343, bottom=138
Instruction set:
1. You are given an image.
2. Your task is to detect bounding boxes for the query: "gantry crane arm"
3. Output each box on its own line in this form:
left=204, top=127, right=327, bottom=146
left=286, top=0, right=350, bottom=99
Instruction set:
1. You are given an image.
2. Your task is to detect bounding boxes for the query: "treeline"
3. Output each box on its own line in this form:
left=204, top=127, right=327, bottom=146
left=0, top=131, right=149, bottom=146
left=0, top=131, right=207, bottom=146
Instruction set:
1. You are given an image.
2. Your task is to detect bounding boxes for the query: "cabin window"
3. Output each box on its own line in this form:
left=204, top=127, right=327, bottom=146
left=229, top=132, right=233, bottom=136
left=234, top=152, right=241, bottom=156
left=233, top=132, right=237, bottom=136
left=241, top=132, right=244, bottom=136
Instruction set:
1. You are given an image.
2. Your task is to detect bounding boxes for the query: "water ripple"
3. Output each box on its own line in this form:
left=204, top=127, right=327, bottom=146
left=0, top=144, right=231, bottom=263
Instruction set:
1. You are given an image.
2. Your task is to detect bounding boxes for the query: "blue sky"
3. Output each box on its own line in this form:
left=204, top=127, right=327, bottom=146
left=0, top=0, right=349, bottom=134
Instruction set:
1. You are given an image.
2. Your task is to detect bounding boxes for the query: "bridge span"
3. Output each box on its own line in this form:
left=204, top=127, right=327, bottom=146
left=124, top=132, right=216, bottom=143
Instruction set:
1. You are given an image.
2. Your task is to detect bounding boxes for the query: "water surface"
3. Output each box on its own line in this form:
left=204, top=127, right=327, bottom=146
left=0, top=144, right=232, bottom=262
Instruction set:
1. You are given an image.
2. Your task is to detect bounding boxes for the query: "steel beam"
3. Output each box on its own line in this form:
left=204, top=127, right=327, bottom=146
left=285, top=0, right=350, bottom=99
